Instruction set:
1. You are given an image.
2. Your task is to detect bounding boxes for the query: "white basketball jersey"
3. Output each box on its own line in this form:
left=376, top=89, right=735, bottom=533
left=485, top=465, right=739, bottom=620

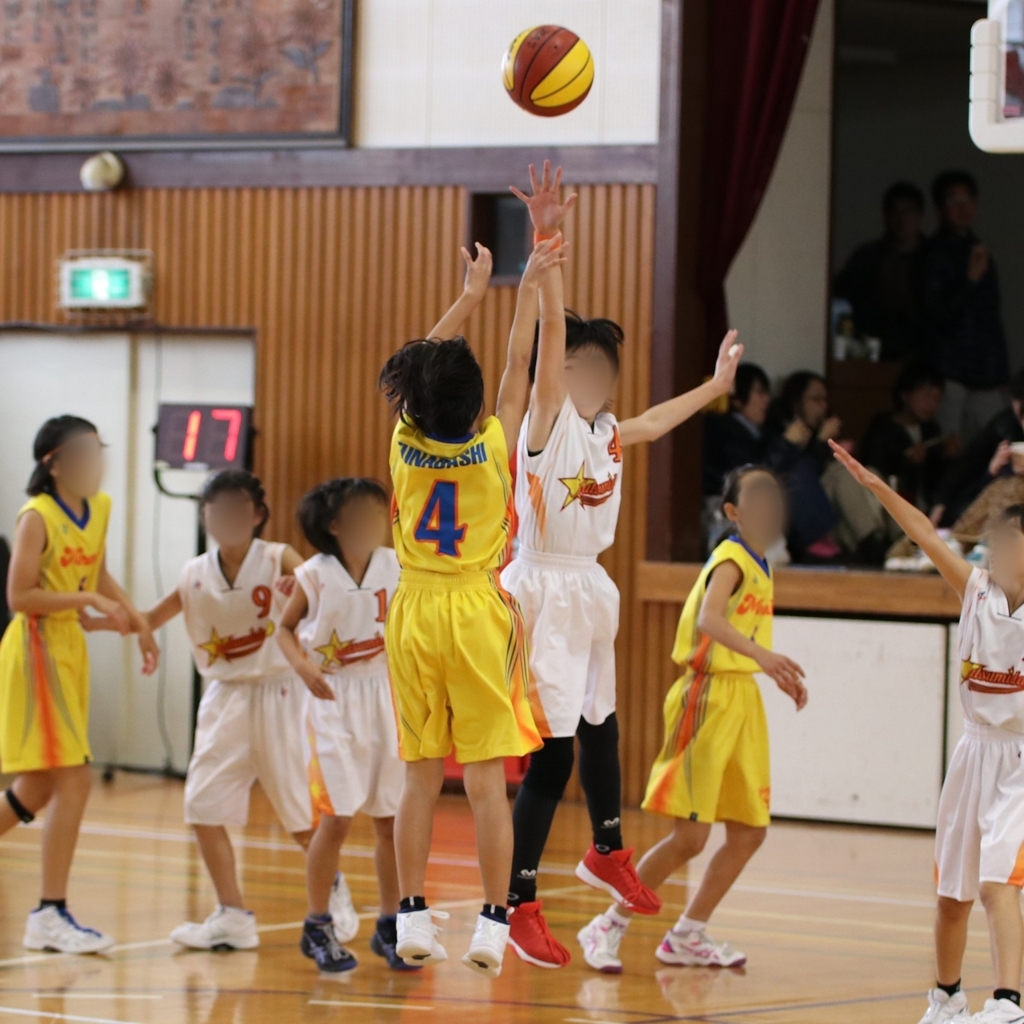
left=514, top=394, right=623, bottom=559
left=178, top=539, right=293, bottom=682
left=957, top=568, right=1024, bottom=734
left=295, top=548, right=399, bottom=677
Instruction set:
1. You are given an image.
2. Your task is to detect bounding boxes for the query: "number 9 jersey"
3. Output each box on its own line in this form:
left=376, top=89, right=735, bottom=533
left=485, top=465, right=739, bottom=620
left=389, top=415, right=514, bottom=573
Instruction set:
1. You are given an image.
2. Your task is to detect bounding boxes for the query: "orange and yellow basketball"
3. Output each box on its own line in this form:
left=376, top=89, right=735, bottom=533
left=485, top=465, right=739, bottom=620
left=502, top=25, right=594, bottom=117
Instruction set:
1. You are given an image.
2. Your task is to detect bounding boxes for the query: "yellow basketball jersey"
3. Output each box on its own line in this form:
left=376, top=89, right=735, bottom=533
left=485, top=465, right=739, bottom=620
left=21, top=492, right=112, bottom=613
left=389, top=415, right=514, bottom=573
left=672, top=536, right=774, bottom=675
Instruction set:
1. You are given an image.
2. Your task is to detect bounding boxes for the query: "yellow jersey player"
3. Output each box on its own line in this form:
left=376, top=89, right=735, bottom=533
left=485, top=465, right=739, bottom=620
left=0, top=415, right=157, bottom=953
left=379, top=230, right=566, bottom=978
left=578, top=465, right=808, bottom=974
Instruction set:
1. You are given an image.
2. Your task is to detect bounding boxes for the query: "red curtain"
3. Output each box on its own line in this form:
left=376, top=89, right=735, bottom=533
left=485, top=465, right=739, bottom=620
left=696, top=0, right=822, bottom=368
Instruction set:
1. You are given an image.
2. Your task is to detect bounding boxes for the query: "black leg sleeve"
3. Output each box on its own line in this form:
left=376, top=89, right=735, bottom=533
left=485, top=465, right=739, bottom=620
left=508, top=737, right=575, bottom=904
left=576, top=713, right=624, bottom=852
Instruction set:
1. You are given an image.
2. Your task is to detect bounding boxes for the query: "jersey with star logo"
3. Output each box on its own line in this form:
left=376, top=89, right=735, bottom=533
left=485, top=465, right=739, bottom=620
left=295, top=548, right=399, bottom=677
left=178, top=539, right=294, bottom=681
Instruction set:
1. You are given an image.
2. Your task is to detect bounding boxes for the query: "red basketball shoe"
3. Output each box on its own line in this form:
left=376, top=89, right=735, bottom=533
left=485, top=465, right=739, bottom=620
left=508, top=901, right=571, bottom=968
left=575, top=845, right=663, bottom=914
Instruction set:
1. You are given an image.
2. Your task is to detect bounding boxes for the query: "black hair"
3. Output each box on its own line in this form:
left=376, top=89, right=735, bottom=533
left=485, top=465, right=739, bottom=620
left=199, top=470, right=269, bottom=538
left=932, top=170, right=978, bottom=209
left=1010, top=370, right=1024, bottom=404
left=27, top=415, right=99, bottom=496
left=298, top=477, right=388, bottom=562
left=892, top=359, right=945, bottom=408
left=712, top=464, right=781, bottom=548
left=883, top=181, right=925, bottom=215
left=1001, top=504, right=1024, bottom=534
left=773, top=370, right=826, bottom=426
left=528, top=310, right=624, bottom=383
left=379, top=338, right=485, bottom=440
left=732, top=363, right=770, bottom=407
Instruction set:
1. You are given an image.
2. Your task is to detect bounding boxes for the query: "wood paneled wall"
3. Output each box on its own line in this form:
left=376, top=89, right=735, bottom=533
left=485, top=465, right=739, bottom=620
left=0, top=184, right=672, bottom=806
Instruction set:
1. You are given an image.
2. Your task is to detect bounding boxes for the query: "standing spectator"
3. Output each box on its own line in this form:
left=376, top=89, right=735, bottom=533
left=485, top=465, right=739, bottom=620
left=702, top=363, right=771, bottom=497
left=860, top=361, right=951, bottom=512
left=767, top=372, right=889, bottom=563
left=923, top=170, right=1009, bottom=443
left=833, top=181, right=927, bottom=360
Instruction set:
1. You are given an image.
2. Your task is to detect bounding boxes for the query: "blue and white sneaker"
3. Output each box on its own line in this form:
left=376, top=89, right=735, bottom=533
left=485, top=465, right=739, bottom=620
left=170, top=905, right=259, bottom=951
left=300, top=916, right=358, bottom=973
left=24, top=905, right=115, bottom=954
left=329, top=873, right=359, bottom=944
left=370, top=915, right=421, bottom=971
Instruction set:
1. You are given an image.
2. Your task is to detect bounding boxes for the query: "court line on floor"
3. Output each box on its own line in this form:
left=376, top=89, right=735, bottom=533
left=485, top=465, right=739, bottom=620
left=0, top=1008, right=146, bottom=1024
left=309, top=999, right=433, bottom=1012
left=31, top=996, right=162, bottom=1002
left=14, top=819, right=942, bottom=910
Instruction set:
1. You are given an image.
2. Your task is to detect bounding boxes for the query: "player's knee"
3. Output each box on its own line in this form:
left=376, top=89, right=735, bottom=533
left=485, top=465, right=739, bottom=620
left=373, top=816, right=396, bottom=842
left=937, top=894, right=973, bottom=921
left=729, top=824, right=767, bottom=853
left=55, top=763, right=93, bottom=794
left=979, top=880, right=1016, bottom=910
left=669, top=821, right=711, bottom=858
left=522, top=737, right=575, bottom=800
left=463, top=759, right=506, bottom=805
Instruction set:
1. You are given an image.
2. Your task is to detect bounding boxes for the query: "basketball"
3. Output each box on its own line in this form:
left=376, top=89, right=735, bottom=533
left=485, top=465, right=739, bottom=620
left=502, top=25, right=594, bottom=117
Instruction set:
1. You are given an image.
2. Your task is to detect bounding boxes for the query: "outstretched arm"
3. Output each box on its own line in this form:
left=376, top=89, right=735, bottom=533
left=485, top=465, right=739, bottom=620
left=829, top=440, right=972, bottom=599
left=619, top=331, right=743, bottom=447
left=495, top=236, right=569, bottom=453
left=427, top=243, right=493, bottom=339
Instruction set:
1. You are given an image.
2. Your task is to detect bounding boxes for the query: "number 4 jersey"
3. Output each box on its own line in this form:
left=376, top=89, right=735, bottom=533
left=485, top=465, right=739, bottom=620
left=178, top=538, right=293, bottom=681
left=389, top=415, right=514, bottom=573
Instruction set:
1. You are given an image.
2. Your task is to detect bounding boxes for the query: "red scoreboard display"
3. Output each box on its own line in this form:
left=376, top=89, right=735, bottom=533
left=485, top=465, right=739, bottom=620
left=155, top=404, right=253, bottom=471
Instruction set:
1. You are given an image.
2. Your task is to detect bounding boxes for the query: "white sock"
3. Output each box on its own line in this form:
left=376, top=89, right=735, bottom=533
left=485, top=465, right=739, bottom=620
left=605, top=906, right=631, bottom=930
left=674, top=914, right=706, bottom=935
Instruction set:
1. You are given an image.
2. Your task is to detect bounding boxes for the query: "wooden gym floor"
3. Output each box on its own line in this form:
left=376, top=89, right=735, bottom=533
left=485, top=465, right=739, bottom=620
left=0, top=772, right=995, bottom=1024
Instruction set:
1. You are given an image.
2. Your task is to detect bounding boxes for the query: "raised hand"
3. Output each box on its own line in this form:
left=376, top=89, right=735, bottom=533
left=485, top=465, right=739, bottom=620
left=712, top=330, right=742, bottom=393
left=521, top=234, right=569, bottom=286
left=829, top=438, right=882, bottom=489
left=510, top=160, right=578, bottom=236
left=461, top=242, right=493, bottom=300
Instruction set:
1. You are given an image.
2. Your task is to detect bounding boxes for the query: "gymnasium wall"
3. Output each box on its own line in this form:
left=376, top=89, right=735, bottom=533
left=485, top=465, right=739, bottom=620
left=723, top=0, right=834, bottom=383
left=0, top=184, right=658, bottom=802
left=353, top=0, right=661, bottom=147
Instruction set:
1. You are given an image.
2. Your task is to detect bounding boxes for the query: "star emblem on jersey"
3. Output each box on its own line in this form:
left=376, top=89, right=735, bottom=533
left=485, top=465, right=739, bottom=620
left=314, top=629, right=386, bottom=669
left=199, top=622, right=275, bottom=665
left=559, top=462, right=618, bottom=510
left=962, top=659, right=1024, bottom=694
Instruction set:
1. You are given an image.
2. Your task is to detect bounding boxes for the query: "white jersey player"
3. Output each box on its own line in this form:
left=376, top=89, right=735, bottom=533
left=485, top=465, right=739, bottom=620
left=499, top=149, right=747, bottom=974
left=143, top=471, right=358, bottom=954
left=277, top=478, right=411, bottom=974
left=828, top=443, right=1024, bottom=1024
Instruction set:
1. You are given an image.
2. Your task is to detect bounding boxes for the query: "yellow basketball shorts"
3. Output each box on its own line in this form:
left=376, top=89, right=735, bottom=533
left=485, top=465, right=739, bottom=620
left=385, top=569, right=542, bottom=764
left=642, top=670, right=770, bottom=828
left=0, top=613, right=92, bottom=773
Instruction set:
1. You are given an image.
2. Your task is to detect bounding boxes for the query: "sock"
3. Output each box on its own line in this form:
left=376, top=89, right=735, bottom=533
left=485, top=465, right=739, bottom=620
left=674, top=914, right=706, bottom=935
left=481, top=903, right=508, bottom=924
left=305, top=912, right=331, bottom=926
left=399, top=896, right=427, bottom=914
left=38, top=899, right=67, bottom=912
left=994, top=989, right=1021, bottom=1006
left=508, top=739, right=574, bottom=906
left=937, top=980, right=961, bottom=998
left=606, top=906, right=631, bottom=930
left=577, top=714, right=624, bottom=853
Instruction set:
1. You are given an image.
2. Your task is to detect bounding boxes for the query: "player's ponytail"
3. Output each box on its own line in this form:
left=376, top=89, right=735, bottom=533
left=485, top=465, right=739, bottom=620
left=26, top=415, right=99, bottom=496
left=379, top=338, right=484, bottom=441
left=298, top=478, right=388, bottom=563
left=199, top=470, right=269, bottom=537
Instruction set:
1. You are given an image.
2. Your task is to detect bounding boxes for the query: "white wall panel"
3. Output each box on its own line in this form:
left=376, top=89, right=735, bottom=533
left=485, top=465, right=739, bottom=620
left=353, top=0, right=660, bottom=147
left=766, top=614, right=947, bottom=827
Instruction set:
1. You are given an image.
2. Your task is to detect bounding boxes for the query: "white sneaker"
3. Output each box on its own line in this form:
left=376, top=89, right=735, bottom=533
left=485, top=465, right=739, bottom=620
left=396, top=908, right=449, bottom=966
left=968, top=999, right=1024, bottom=1023
left=655, top=926, right=746, bottom=967
left=23, top=906, right=115, bottom=954
left=329, top=873, right=359, bottom=944
left=170, top=906, right=259, bottom=950
left=916, top=989, right=970, bottom=1023
left=577, top=913, right=625, bottom=974
left=461, top=914, right=510, bottom=978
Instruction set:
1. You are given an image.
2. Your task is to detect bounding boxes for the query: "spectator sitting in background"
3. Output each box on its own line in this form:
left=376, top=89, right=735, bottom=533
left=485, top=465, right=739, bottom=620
left=833, top=181, right=927, bottom=361
left=767, top=371, right=890, bottom=564
left=931, top=370, right=1024, bottom=526
left=702, top=362, right=771, bottom=497
left=860, top=361, right=953, bottom=512
left=923, top=170, right=1009, bottom=443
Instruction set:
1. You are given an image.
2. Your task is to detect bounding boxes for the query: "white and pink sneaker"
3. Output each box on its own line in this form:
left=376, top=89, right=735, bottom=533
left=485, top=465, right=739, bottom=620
left=655, top=926, right=746, bottom=968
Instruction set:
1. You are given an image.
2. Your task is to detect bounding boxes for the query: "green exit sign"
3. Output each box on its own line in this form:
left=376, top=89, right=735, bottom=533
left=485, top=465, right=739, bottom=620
left=69, top=267, right=131, bottom=302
